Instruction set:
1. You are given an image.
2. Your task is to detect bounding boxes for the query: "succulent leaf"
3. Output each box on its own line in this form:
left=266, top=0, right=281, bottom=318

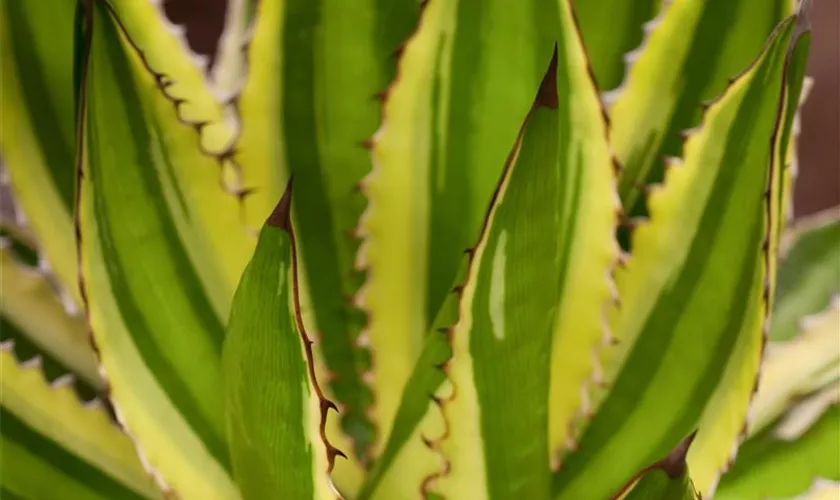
left=418, top=1, right=617, bottom=493
left=0, top=344, right=159, bottom=500
left=553, top=16, right=799, bottom=499
left=613, top=434, right=702, bottom=500
left=609, top=0, right=792, bottom=216
left=357, top=0, right=568, bottom=466
left=229, top=0, right=420, bottom=463
left=76, top=1, right=246, bottom=496
left=223, top=183, right=344, bottom=499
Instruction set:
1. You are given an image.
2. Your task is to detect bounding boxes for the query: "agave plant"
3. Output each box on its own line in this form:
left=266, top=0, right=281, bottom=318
left=0, top=0, right=837, bottom=497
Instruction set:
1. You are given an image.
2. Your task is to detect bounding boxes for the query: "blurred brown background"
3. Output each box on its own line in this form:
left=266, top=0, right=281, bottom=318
left=164, top=0, right=839, bottom=217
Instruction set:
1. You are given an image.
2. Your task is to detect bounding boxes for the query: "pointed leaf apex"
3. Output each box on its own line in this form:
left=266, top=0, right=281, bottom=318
left=267, top=178, right=294, bottom=231
left=536, top=47, right=559, bottom=110
left=660, top=431, right=698, bottom=479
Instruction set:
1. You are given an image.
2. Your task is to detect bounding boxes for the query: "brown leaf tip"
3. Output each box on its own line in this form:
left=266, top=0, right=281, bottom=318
left=659, top=431, right=698, bottom=479
left=536, top=46, right=559, bottom=110
left=266, top=177, right=294, bottom=231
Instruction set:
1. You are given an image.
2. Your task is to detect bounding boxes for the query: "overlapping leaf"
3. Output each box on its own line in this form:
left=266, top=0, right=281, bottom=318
left=553, top=16, right=800, bottom=499
left=614, top=435, right=701, bottom=500
left=227, top=0, right=420, bottom=462
left=223, top=185, right=343, bottom=499
left=411, top=6, right=615, bottom=499
left=748, top=301, right=840, bottom=437
left=0, top=344, right=159, bottom=500
left=357, top=0, right=573, bottom=467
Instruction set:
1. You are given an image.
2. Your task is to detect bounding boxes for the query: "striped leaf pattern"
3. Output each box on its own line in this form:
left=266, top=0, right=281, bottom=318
left=553, top=16, right=799, bottom=499
left=0, top=0, right=80, bottom=305
left=76, top=1, right=249, bottom=496
left=0, top=0, right=822, bottom=498
left=0, top=344, right=158, bottom=500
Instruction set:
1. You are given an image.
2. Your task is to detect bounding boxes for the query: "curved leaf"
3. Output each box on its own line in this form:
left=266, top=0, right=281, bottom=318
left=0, top=344, right=159, bottom=500
left=76, top=2, right=241, bottom=496
left=223, top=185, right=343, bottom=499
left=553, top=17, right=798, bottom=499
left=0, top=0, right=79, bottom=305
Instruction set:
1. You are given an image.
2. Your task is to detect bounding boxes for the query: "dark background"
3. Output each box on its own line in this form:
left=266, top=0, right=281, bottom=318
left=164, top=0, right=839, bottom=217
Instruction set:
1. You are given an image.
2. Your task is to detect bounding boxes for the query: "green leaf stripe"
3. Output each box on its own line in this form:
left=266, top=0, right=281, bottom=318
left=76, top=2, right=241, bottom=496
left=82, top=8, right=228, bottom=467
left=553, top=17, right=798, bottom=499
left=611, top=0, right=790, bottom=216
left=1, top=407, right=146, bottom=500
left=2, top=0, right=75, bottom=211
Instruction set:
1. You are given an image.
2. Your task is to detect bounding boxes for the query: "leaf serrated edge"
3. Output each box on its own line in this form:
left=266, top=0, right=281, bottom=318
left=0, top=339, right=161, bottom=497
left=351, top=0, right=434, bottom=463
left=270, top=182, right=348, bottom=498
left=73, top=3, right=172, bottom=495
left=726, top=3, right=812, bottom=471
left=98, top=0, right=258, bottom=234
left=0, top=171, right=80, bottom=318
left=416, top=47, right=576, bottom=496
left=0, top=238, right=103, bottom=390
left=671, top=8, right=810, bottom=495
left=555, top=0, right=625, bottom=460
left=599, top=0, right=672, bottom=108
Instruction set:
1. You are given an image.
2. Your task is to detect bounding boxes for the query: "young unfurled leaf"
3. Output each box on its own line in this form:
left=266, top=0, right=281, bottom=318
left=223, top=183, right=343, bottom=499
left=0, top=345, right=159, bottom=500
left=553, top=16, right=799, bottom=499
